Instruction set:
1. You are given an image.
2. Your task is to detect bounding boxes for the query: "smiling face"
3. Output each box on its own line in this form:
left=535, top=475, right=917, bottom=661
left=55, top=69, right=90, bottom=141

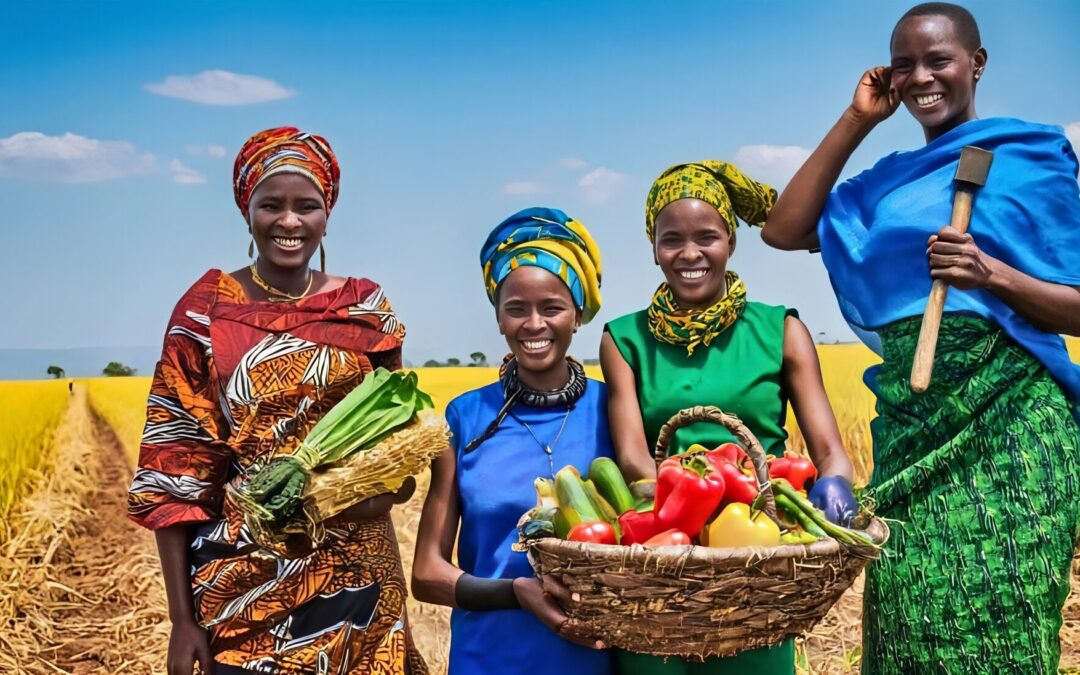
left=496, top=266, right=580, bottom=386
left=247, top=172, right=328, bottom=271
left=890, top=14, right=986, bottom=141
left=653, top=199, right=734, bottom=309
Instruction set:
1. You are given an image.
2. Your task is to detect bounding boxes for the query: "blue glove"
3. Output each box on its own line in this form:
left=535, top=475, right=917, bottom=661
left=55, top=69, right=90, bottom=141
left=808, top=476, right=857, bottom=526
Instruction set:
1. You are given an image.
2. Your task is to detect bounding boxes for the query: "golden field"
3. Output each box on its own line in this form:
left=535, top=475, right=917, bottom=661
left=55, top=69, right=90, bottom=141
left=0, top=380, right=69, bottom=519
left=0, top=338, right=1077, bottom=674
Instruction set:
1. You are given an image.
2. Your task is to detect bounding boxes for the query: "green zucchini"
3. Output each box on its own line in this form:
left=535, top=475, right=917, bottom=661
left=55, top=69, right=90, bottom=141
left=589, top=457, right=636, bottom=515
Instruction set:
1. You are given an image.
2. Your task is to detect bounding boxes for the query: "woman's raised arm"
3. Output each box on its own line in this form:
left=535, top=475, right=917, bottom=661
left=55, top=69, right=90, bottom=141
left=762, top=67, right=899, bottom=251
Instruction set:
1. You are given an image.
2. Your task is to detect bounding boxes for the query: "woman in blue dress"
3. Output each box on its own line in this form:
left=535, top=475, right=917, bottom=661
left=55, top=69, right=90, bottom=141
left=412, top=207, right=613, bottom=675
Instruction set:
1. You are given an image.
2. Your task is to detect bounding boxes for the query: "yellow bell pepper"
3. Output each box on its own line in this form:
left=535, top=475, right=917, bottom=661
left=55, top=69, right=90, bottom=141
left=706, top=503, right=781, bottom=548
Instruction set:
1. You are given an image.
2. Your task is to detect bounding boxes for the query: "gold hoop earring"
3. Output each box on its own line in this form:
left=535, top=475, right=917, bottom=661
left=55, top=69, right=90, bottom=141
left=319, top=243, right=326, bottom=273
left=248, top=239, right=255, bottom=259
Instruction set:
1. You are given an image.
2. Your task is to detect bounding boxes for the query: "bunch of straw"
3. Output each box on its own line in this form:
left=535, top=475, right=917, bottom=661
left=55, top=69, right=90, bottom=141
left=303, top=409, right=449, bottom=522
left=232, top=368, right=436, bottom=542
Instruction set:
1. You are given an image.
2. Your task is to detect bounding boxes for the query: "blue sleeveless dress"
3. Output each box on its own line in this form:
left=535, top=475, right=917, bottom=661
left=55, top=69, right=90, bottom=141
left=446, top=378, right=615, bottom=675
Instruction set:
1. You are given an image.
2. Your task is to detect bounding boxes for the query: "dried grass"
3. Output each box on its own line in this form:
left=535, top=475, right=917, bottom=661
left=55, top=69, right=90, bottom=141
left=4, top=377, right=1080, bottom=674
left=0, top=388, right=169, bottom=674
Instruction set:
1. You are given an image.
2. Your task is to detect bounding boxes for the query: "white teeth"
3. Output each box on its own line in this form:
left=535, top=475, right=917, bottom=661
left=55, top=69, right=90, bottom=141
left=915, top=94, right=943, bottom=107
left=522, top=340, right=552, bottom=350
left=680, top=270, right=707, bottom=280
left=273, top=237, right=303, bottom=248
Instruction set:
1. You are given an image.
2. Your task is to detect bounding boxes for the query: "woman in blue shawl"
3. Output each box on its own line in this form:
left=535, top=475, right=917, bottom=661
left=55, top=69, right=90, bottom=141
left=763, top=3, right=1080, bottom=673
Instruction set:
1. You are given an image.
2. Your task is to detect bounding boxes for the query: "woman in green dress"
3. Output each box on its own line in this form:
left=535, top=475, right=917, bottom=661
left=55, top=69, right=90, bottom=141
left=600, top=161, right=857, bottom=674
left=762, top=3, right=1080, bottom=672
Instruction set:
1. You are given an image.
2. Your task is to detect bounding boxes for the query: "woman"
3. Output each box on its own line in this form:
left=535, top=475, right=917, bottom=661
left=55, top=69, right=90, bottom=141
left=601, top=161, right=856, bottom=674
left=763, top=3, right=1080, bottom=672
left=411, top=207, right=613, bottom=675
left=127, top=127, right=426, bottom=675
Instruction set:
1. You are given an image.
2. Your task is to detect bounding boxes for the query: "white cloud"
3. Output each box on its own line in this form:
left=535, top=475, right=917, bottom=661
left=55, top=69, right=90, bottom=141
left=578, top=166, right=629, bottom=204
left=185, top=144, right=228, bottom=158
left=145, top=70, right=294, bottom=106
left=169, top=159, right=206, bottom=185
left=0, top=131, right=155, bottom=183
left=1066, top=122, right=1080, bottom=156
left=559, top=157, right=588, bottom=170
left=731, top=144, right=811, bottom=188
left=504, top=180, right=545, bottom=195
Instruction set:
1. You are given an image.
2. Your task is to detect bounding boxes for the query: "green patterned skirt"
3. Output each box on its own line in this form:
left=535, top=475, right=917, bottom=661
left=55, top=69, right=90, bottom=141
left=862, top=315, right=1080, bottom=674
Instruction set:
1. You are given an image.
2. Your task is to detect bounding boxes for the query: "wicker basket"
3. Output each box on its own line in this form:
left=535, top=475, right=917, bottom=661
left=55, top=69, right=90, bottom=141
left=527, top=405, right=888, bottom=660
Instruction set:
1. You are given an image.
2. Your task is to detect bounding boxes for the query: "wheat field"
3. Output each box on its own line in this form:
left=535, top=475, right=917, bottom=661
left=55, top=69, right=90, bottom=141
left=0, top=380, right=69, bottom=522
left=1, top=338, right=1078, bottom=673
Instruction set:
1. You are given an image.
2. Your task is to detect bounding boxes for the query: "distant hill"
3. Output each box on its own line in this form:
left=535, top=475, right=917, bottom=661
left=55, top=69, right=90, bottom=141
left=0, top=346, right=159, bottom=380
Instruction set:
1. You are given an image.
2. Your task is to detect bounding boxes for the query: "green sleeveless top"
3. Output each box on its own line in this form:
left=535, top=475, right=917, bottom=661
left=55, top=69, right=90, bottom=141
left=606, top=301, right=793, bottom=458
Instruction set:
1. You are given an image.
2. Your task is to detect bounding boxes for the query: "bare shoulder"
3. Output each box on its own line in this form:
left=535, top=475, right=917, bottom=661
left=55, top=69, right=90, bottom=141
left=314, top=271, right=349, bottom=293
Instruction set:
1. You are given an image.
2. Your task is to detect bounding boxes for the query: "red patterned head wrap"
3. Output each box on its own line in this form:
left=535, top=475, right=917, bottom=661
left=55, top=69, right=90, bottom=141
left=233, top=127, right=340, bottom=217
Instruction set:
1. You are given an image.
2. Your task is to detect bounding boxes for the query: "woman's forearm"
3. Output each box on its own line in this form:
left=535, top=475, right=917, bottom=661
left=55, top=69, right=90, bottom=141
left=763, top=110, right=876, bottom=251
left=986, top=258, right=1080, bottom=336
left=599, top=334, right=657, bottom=482
left=155, top=526, right=198, bottom=624
left=411, top=448, right=466, bottom=607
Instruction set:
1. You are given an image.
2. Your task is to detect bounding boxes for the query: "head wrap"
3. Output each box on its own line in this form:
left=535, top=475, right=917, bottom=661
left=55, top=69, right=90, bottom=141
left=645, top=160, right=777, bottom=241
left=233, top=127, right=340, bottom=217
left=480, top=207, right=603, bottom=324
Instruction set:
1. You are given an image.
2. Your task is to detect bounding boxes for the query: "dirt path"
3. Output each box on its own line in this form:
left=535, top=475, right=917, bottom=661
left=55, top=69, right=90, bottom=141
left=0, top=390, right=169, bottom=674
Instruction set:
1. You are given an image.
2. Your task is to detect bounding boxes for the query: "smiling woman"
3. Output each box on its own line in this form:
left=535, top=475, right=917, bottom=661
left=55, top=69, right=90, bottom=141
left=762, top=2, right=1080, bottom=672
left=411, top=207, right=614, bottom=675
left=126, top=127, right=427, bottom=675
left=601, top=160, right=855, bottom=674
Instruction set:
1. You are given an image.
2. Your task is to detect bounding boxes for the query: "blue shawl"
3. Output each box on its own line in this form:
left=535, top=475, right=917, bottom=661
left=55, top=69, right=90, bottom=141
left=818, top=117, right=1080, bottom=404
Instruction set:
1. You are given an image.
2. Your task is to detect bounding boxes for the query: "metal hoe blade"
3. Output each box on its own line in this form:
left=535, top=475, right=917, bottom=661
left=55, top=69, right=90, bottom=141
left=954, top=146, right=993, bottom=186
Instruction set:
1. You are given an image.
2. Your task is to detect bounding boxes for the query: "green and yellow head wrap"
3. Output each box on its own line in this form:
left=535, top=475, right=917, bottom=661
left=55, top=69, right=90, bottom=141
left=644, top=160, right=777, bottom=242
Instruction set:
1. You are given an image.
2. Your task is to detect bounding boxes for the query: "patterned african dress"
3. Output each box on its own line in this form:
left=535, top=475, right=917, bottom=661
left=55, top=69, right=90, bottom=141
left=127, top=269, right=427, bottom=675
left=817, top=118, right=1080, bottom=673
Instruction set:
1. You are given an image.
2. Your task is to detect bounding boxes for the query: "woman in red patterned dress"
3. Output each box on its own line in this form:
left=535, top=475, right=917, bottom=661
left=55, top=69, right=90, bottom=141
left=127, top=128, right=427, bottom=675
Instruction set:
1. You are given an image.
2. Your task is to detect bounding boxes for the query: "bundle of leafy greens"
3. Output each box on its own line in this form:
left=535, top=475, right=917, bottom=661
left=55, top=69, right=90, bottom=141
left=235, top=368, right=434, bottom=532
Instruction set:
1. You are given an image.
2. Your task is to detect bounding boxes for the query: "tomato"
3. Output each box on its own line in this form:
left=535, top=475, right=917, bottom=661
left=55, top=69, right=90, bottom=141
left=643, top=528, right=694, bottom=547
left=566, top=521, right=617, bottom=545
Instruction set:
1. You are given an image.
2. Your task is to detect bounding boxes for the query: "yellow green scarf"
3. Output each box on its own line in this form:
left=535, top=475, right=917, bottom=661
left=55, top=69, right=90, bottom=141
left=647, top=271, right=746, bottom=356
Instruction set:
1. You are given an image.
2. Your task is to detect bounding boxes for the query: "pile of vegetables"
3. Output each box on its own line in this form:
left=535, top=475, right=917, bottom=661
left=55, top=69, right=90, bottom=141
left=232, top=368, right=438, bottom=545
left=517, top=444, right=875, bottom=550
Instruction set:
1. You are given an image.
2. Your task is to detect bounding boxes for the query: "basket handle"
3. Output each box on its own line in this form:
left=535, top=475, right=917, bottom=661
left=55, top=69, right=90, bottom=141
left=653, top=405, right=777, bottom=522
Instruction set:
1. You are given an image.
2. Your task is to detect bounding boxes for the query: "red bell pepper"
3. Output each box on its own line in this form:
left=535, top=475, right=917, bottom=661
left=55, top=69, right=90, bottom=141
left=713, top=459, right=759, bottom=505
left=655, top=454, right=725, bottom=536
left=567, top=521, right=617, bottom=545
left=617, top=509, right=661, bottom=546
left=700, top=446, right=758, bottom=506
left=643, top=528, right=694, bottom=547
left=768, top=450, right=818, bottom=491
left=711, top=442, right=747, bottom=466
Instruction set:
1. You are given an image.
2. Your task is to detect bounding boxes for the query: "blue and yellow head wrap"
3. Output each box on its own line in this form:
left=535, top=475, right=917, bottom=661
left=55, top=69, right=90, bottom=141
left=480, top=207, right=603, bottom=324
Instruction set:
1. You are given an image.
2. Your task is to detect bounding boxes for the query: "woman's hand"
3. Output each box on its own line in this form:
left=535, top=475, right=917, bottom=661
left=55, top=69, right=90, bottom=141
left=337, top=477, right=417, bottom=523
left=927, top=226, right=997, bottom=289
left=846, top=66, right=900, bottom=128
left=513, top=576, right=605, bottom=650
left=808, top=475, right=858, bottom=526
left=167, top=617, right=216, bottom=675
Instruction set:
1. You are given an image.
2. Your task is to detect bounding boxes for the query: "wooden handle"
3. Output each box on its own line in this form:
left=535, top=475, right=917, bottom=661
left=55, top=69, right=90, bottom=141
left=910, top=189, right=974, bottom=392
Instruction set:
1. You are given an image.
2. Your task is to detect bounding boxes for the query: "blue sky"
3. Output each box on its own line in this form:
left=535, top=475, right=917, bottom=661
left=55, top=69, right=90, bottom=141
left=2, top=0, right=1079, bottom=365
